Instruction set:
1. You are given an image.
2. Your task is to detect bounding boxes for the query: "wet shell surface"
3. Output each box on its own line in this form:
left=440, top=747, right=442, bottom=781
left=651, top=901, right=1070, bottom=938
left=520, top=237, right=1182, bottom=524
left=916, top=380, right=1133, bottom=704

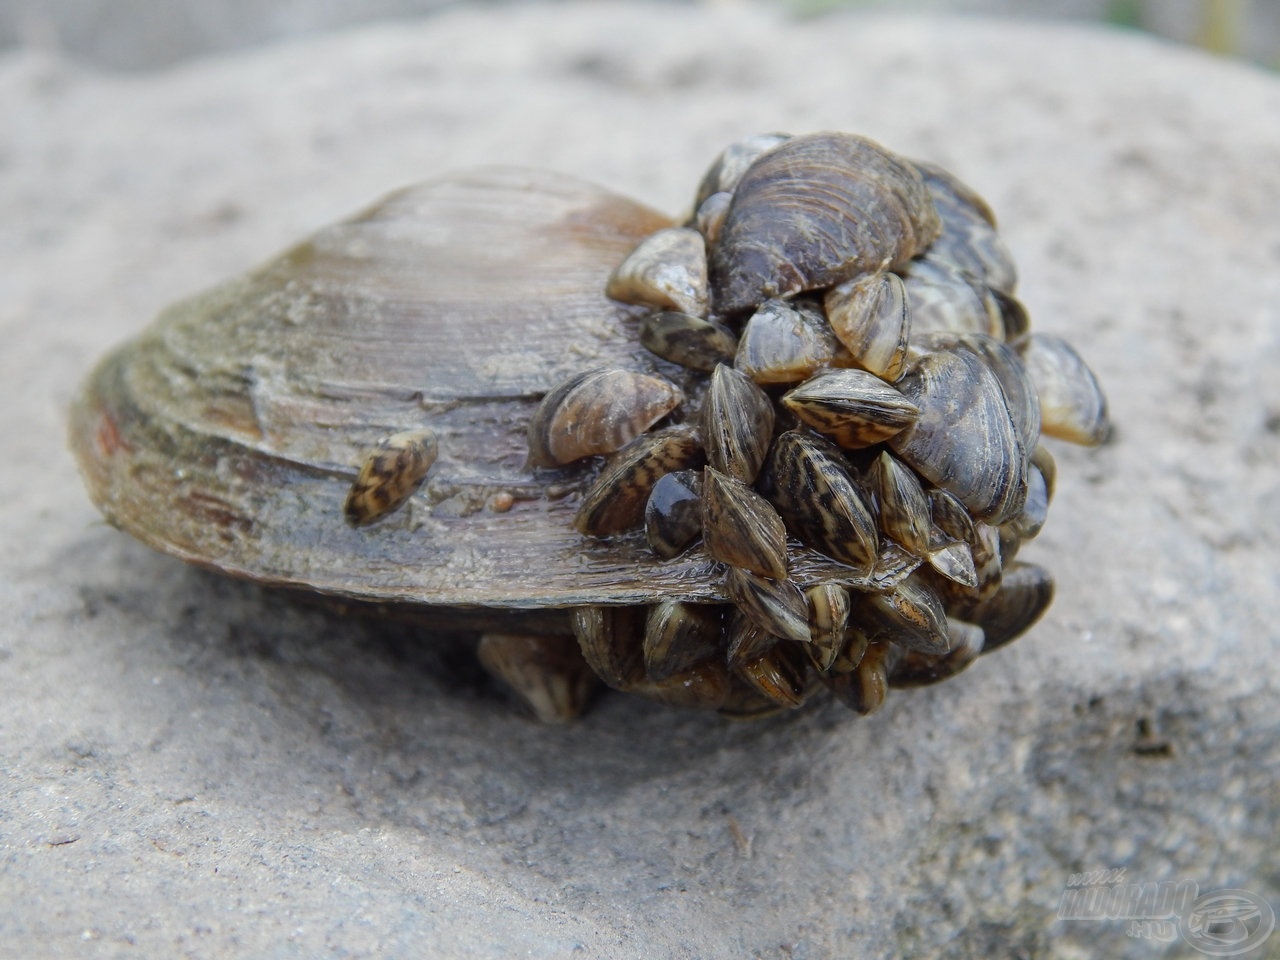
left=70, top=133, right=1112, bottom=722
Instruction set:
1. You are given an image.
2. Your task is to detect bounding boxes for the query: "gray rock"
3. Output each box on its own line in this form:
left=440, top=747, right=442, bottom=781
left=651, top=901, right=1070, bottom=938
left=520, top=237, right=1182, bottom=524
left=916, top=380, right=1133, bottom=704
left=3, top=6, right=1279, bottom=958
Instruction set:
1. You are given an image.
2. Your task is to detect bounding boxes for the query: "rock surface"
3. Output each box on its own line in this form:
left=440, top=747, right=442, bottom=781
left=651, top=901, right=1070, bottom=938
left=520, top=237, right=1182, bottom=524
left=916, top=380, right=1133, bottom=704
left=3, top=6, right=1279, bottom=958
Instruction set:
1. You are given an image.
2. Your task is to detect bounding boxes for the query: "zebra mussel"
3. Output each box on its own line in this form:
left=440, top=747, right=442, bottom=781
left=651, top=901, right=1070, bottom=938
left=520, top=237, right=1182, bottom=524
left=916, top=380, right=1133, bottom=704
left=531, top=130, right=1109, bottom=718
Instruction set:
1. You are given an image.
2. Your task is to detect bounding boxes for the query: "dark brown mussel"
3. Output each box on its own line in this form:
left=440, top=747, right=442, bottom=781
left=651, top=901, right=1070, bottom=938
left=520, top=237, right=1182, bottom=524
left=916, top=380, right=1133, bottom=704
left=946, top=561, right=1055, bottom=653
left=888, top=618, right=985, bottom=688
left=694, top=132, right=792, bottom=208
left=736, top=641, right=813, bottom=710
left=724, top=567, right=811, bottom=645
left=825, top=641, right=901, bottom=715
left=571, top=606, right=647, bottom=691
left=709, top=132, right=941, bottom=313
left=857, top=571, right=951, bottom=655
left=805, top=582, right=850, bottom=672
left=644, top=469, right=703, bottom=559
left=869, top=450, right=932, bottom=557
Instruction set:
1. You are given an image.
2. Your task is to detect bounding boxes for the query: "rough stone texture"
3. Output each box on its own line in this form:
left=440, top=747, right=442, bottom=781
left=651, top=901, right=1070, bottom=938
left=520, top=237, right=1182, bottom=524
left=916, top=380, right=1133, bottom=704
left=3, top=6, right=1279, bottom=958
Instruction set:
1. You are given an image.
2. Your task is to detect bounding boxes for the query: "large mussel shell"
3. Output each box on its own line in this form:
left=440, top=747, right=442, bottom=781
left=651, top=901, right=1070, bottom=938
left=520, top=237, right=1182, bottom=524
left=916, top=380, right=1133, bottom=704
left=70, top=171, right=761, bottom=609
left=709, top=133, right=942, bottom=314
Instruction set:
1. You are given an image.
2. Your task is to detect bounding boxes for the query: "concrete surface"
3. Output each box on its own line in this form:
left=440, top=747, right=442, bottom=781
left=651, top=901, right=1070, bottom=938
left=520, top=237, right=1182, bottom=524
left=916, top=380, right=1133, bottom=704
left=2, top=5, right=1279, bottom=958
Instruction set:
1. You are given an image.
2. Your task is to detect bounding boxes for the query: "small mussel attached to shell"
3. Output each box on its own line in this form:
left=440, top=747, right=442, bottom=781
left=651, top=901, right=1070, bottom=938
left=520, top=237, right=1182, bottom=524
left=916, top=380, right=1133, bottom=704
left=70, top=131, right=1110, bottom=722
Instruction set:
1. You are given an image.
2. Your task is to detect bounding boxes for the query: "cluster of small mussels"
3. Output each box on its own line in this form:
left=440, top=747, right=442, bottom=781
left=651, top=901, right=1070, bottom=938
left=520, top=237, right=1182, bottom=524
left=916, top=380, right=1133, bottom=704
left=527, top=132, right=1110, bottom=718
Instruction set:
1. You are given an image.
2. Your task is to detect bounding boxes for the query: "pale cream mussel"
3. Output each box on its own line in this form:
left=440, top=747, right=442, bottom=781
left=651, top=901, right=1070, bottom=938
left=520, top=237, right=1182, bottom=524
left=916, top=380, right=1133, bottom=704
left=701, top=466, right=789, bottom=580
left=781, top=368, right=920, bottom=450
left=824, top=640, right=901, bottom=715
left=640, top=311, right=737, bottom=372
left=724, top=566, right=811, bottom=645
left=824, top=271, right=912, bottom=383
left=605, top=225, right=709, bottom=318
left=1016, top=332, right=1111, bottom=446
left=764, top=431, right=880, bottom=572
left=900, top=258, right=1003, bottom=343
left=693, top=132, right=792, bottom=209
left=764, top=430, right=879, bottom=573
left=573, top=424, right=704, bottom=536
left=476, top=633, right=601, bottom=723
left=701, top=363, right=774, bottom=484
left=734, top=297, right=839, bottom=385
left=644, top=468, right=703, bottom=559
left=945, top=561, right=1055, bottom=654
left=571, top=605, right=647, bottom=691
left=709, top=132, right=942, bottom=315
left=888, top=618, right=985, bottom=689
left=736, top=641, right=814, bottom=710
left=643, top=601, right=724, bottom=682
left=889, top=347, right=1028, bottom=525
left=527, top=367, right=684, bottom=468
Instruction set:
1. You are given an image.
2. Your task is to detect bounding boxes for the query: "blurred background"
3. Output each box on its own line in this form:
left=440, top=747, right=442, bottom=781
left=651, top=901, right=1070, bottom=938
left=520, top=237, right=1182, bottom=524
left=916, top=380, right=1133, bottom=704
left=1, top=0, right=1276, bottom=72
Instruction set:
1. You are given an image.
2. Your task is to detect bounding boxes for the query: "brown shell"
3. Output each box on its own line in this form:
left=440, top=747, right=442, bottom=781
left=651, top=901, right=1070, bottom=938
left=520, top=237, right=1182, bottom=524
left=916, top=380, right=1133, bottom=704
left=70, top=169, right=920, bottom=612
left=68, top=170, right=735, bottom=609
left=709, top=133, right=942, bottom=314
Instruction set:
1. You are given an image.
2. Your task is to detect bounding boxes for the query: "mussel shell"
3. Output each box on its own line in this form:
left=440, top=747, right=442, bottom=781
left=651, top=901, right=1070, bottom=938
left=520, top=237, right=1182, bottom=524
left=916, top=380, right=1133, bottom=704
left=605, top=226, right=709, bottom=318
left=571, top=605, right=646, bottom=690
left=694, top=132, right=792, bottom=208
left=640, top=311, right=737, bottom=372
left=643, top=601, right=724, bottom=681
left=734, top=298, right=838, bottom=385
left=701, top=363, right=775, bottom=484
left=72, top=170, right=775, bottom=608
left=764, top=430, right=879, bottom=572
left=644, top=468, right=703, bottom=559
left=781, top=368, right=920, bottom=449
left=574, top=425, right=705, bottom=536
left=889, top=347, right=1028, bottom=524
left=700, top=466, right=789, bottom=579
left=1017, top=332, right=1111, bottom=446
left=477, top=633, right=600, bottom=722
left=709, top=133, right=942, bottom=314
left=343, top=428, right=439, bottom=526
left=526, top=367, right=683, bottom=467
left=823, top=271, right=911, bottom=383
